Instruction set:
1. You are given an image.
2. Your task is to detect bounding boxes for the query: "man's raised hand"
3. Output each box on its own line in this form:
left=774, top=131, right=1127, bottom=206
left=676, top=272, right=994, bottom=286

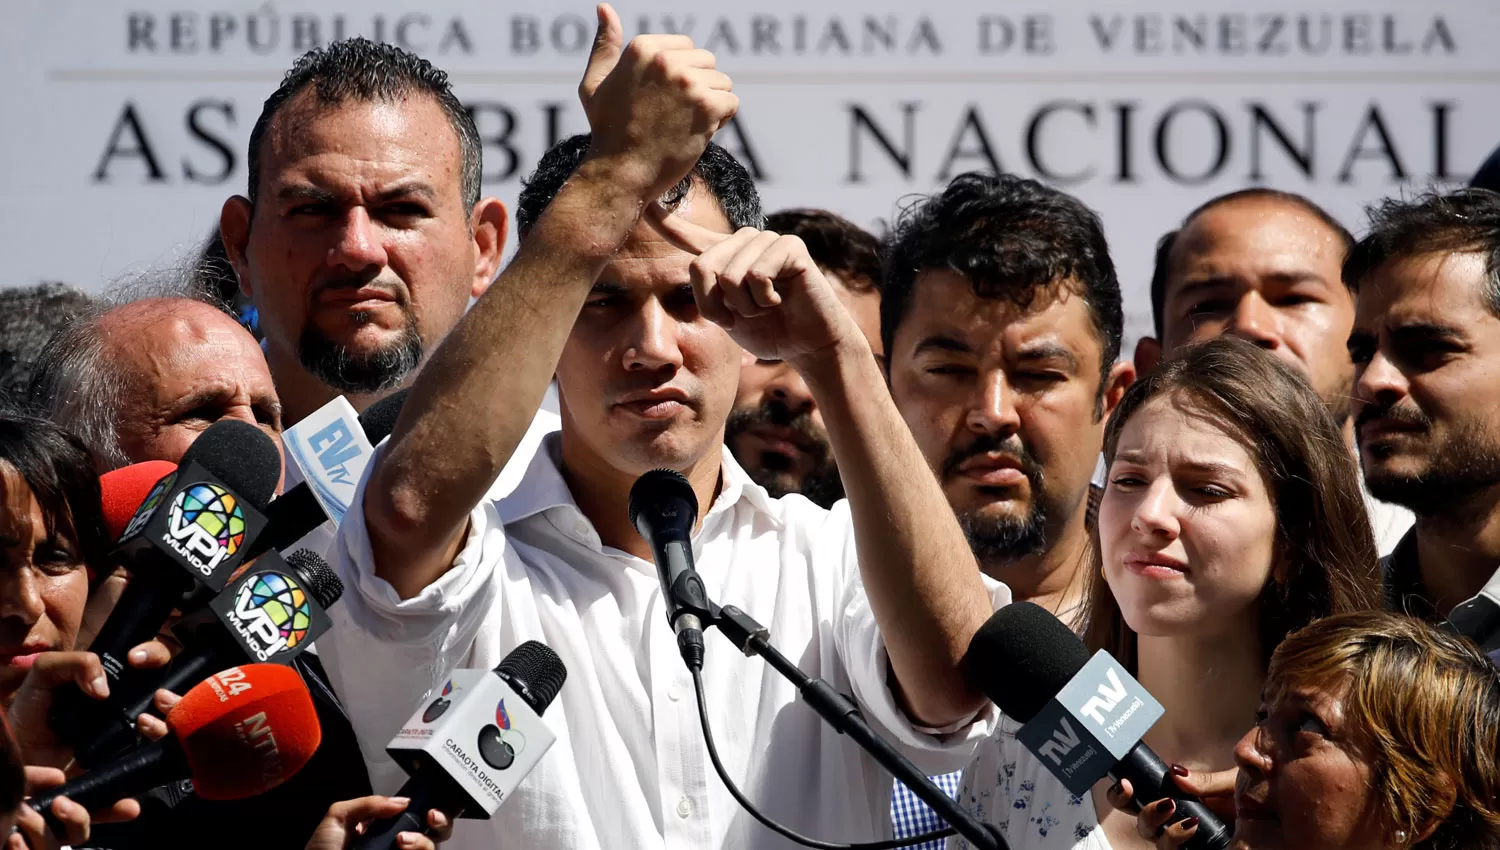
left=647, top=204, right=863, bottom=368
left=579, top=3, right=738, bottom=201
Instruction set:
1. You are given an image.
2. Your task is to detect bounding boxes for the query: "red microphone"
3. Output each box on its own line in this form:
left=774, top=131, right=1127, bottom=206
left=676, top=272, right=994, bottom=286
left=99, top=461, right=178, bottom=543
left=95, top=461, right=177, bottom=583
left=30, top=663, right=321, bottom=834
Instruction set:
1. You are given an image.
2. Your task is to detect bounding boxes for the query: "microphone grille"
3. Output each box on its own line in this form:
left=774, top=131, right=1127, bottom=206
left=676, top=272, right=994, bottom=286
left=285, top=549, right=344, bottom=609
left=496, top=640, right=568, bottom=715
left=962, top=601, right=1092, bottom=722
left=628, top=468, right=698, bottom=530
left=357, top=388, right=409, bottom=444
left=177, top=420, right=282, bottom=510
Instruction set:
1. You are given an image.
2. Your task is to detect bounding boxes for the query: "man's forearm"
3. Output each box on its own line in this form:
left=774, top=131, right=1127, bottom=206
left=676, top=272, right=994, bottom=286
left=368, top=161, right=645, bottom=597
left=797, top=340, right=992, bottom=726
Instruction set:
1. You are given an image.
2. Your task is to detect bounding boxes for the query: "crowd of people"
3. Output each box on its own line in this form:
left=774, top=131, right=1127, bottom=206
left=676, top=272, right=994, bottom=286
left=0, top=4, right=1497, bottom=849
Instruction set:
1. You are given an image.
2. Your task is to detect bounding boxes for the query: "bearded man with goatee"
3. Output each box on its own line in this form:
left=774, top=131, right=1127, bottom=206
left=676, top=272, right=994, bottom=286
left=881, top=173, right=1135, bottom=628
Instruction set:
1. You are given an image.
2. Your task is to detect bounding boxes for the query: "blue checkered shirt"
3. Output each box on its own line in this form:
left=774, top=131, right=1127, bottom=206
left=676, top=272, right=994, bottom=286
left=891, top=772, right=962, bottom=849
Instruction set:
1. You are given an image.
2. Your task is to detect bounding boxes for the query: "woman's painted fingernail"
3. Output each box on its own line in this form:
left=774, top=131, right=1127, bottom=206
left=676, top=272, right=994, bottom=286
left=1170, top=764, right=1190, bottom=778
left=1180, top=817, right=1200, bottom=831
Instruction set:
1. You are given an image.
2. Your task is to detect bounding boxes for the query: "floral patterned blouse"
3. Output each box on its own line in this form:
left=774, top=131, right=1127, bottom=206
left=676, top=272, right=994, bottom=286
left=947, top=718, right=1114, bottom=850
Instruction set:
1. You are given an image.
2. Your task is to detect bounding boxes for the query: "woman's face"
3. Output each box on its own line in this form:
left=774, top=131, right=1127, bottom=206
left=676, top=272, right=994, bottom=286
left=0, top=466, right=89, bottom=700
left=1099, top=395, right=1278, bottom=637
left=1233, top=681, right=1391, bottom=850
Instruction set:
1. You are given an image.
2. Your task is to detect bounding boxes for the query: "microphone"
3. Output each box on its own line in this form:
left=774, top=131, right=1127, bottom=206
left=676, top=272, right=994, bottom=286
left=353, top=641, right=567, bottom=850
left=249, top=389, right=408, bottom=559
left=100, top=461, right=178, bottom=541
left=1444, top=570, right=1500, bottom=653
left=628, top=469, right=711, bottom=670
left=95, top=461, right=179, bottom=585
left=31, top=663, right=321, bottom=838
left=52, top=421, right=281, bottom=745
left=963, top=602, right=1231, bottom=849
left=73, top=549, right=343, bottom=767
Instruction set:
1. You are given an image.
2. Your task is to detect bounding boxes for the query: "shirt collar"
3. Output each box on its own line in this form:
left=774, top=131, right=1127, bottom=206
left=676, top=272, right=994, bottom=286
left=497, top=432, right=783, bottom=531
left=1382, top=528, right=1437, bottom=621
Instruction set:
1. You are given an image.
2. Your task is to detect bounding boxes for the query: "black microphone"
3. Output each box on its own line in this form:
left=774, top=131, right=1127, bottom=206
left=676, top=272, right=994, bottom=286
left=242, top=389, right=408, bottom=561
left=73, top=549, right=343, bottom=767
left=353, top=641, right=568, bottom=850
left=52, top=420, right=281, bottom=744
left=963, top=602, right=1230, bottom=849
left=628, top=469, right=712, bottom=670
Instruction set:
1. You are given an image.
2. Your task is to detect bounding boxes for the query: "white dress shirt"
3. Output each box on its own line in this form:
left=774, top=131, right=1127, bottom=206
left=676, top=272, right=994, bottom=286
left=319, top=433, right=1009, bottom=850
left=280, top=383, right=564, bottom=562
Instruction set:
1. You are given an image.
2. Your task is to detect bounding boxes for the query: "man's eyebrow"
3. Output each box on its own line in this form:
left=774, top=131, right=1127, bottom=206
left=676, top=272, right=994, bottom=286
left=1390, top=322, right=1466, bottom=344
left=372, top=181, right=438, bottom=205
left=913, top=335, right=973, bottom=356
left=1014, top=343, right=1078, bottom=371
left=275, top=185, right=337, bottom=205
left=1170, top=277, right=1238, bottom=300
left=162, top=385, right=239, bottom=418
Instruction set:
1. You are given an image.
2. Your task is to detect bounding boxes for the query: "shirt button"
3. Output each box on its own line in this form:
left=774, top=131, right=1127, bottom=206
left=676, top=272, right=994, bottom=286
left=676, top=797, right=694, bottom=818
left=668, top=683, right=683, bottom=702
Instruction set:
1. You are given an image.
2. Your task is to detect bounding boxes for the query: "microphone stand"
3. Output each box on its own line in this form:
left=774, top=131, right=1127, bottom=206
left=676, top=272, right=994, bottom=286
left=700, top=602, right=1005, bottom=850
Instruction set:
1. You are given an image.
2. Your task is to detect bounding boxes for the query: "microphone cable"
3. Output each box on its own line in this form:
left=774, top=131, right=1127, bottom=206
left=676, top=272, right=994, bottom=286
left=690, top=668, right=960, bottom=850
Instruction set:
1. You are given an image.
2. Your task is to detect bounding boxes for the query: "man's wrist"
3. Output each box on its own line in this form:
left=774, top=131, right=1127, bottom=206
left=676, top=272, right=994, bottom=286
left=790, top=336, right=878, bottom=400
left=574, top=150, right=659, bottom=207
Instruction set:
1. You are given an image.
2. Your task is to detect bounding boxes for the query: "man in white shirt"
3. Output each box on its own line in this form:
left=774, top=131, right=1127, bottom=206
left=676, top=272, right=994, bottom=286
left=319, top=8, right=1004, bottom=850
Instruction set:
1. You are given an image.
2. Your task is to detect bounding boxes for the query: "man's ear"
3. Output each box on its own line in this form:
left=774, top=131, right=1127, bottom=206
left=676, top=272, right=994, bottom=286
left=1101, top=360, right=1136, bottom=423
left=219, top=196, right=255, bottom=299
left=1133, top=336, right=1163, bottom=377
left=471, top=198, right=509, bottom=300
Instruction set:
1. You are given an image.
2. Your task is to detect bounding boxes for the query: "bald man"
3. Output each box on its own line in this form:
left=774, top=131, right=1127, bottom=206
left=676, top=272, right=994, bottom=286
left=30, top=297, right=283, bottom=473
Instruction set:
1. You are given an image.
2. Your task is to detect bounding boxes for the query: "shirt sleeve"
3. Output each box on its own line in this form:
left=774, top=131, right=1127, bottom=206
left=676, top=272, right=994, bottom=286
left=315, top=443, right=508, bottom=792
left=828, top=501, right=1013, bottom=777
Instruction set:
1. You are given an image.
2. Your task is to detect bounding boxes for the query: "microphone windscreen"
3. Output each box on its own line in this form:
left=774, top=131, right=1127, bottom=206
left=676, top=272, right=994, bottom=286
left=357, top=388, right=409, bottom=445
left=168, top=663, right=321, bottom=800
left=100, top=461, right=177, bottom=541
left=286, top=548, right=343, bottom=610
left=177, top=420, right=282, bottom=511
left=962, top=601, right=1092, bottom=722
left=498, top=640, right=568, bottom=714
left=628, top=468, right=698, bottom=530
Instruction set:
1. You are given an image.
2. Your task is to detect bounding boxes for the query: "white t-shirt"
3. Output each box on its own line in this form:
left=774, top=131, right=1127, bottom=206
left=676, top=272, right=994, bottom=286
left=319, top=434, right=1010, bottom=850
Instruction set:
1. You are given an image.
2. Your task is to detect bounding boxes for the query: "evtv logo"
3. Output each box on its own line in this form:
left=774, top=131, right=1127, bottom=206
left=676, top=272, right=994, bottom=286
left=306, top=419, right=363, bottom=486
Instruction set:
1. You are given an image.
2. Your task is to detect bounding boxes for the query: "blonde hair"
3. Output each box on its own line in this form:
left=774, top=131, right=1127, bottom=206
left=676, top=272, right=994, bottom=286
left=1269, top=611, right=1500, bottom=850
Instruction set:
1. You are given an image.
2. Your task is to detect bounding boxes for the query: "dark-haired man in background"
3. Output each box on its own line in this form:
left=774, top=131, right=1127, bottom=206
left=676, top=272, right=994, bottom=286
left=726, top=209, right=883, bottom=507
left=878, top=174, right=1132, bottom=849
left=1135, top=188, right=1412, bottom=554
left=1344, top=188, right=1500, bottom=620
left=883, top=172, right=1133, bottom=625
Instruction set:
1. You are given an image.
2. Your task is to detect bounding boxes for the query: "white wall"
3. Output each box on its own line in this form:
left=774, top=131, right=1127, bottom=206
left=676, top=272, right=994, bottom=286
left=3, top=0, right=1498, bottom=345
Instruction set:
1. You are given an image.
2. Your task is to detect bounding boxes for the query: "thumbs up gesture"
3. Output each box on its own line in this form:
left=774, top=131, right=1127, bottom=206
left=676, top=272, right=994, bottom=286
left=578, top=4, right=739, bottom=202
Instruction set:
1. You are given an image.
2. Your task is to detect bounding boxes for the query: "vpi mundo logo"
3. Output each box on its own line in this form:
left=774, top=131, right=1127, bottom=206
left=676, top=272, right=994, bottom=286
left=163, top=483, right=246, bottom=575
left=225, top=571, right=313, bottom=661
left=477, top=699, right=525, bottom=770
